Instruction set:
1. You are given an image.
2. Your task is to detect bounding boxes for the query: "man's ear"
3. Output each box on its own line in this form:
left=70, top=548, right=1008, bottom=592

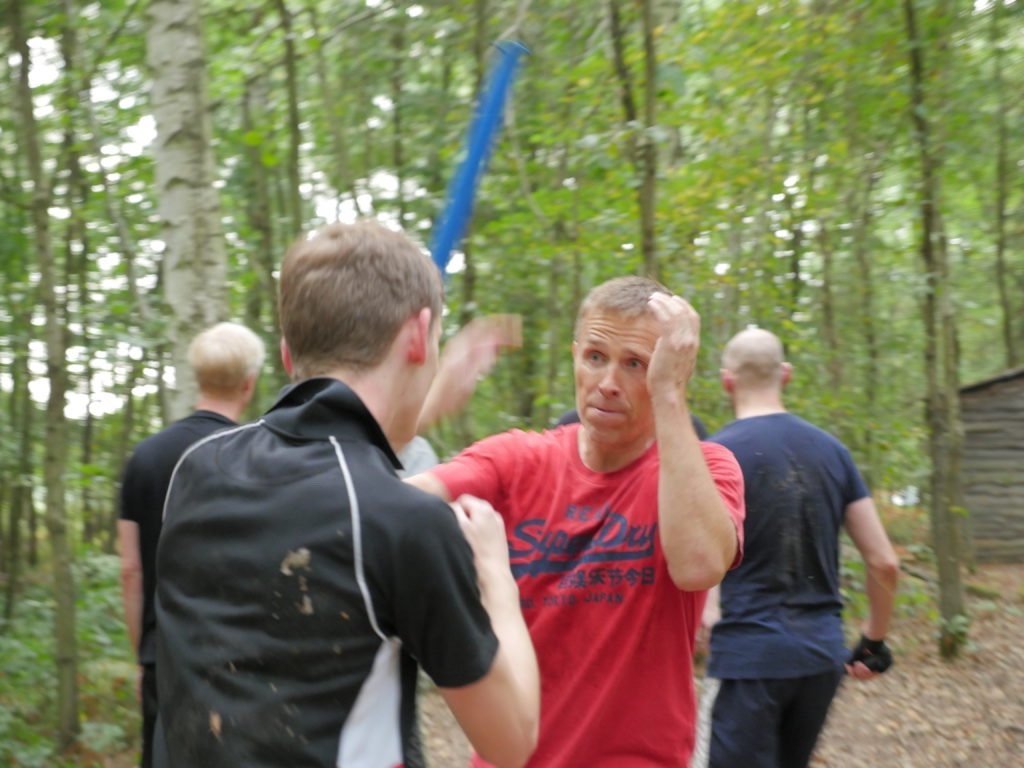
left=781, top=362, right=793, bottom=387
left=280, top=338, right=294, bottom=377
left=407, top=307, right=433, bottom=364
left=240, top=373, right=258, bottom=405
left=720, top=368, right=735, bottom=393
left=243, top=372, right=257, bottom=395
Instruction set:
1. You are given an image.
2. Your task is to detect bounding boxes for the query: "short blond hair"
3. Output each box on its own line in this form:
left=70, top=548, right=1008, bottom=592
left=574, top=276, right=671, bottom=339
left=187, top=322, right=265, bottom=396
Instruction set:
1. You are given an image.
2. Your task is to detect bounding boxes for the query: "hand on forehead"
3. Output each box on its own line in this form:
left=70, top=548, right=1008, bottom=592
left=647, top=291, right=688, bottom=310
left=646, top=292, right=699, bottom=330
left=644, top=291, right=700, bottom=391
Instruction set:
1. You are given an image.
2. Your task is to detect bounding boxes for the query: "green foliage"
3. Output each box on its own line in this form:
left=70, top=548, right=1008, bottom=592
left=79, top=721, right=127, bottom=755
left=939, top=612, right=971, bottom=648
left=3, top=2, right=1024, bottom=743
left=879, top=502, right=930, bottom=548
left=841, top=541, right=935, bottom=640
left=0, top=556, right=137, bottom=766
left=965, top=581, right=1002, bottom=600
left=4, top=0, right=1021, bottom=514
left=905, top=542, right=935, bottom=565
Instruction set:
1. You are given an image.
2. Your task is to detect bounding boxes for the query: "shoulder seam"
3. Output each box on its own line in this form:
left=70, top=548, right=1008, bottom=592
left=161, top=420, right=263, bottom=522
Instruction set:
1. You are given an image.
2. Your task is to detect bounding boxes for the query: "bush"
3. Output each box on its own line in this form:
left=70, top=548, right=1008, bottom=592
left=0, top=553, right=138, bottom=766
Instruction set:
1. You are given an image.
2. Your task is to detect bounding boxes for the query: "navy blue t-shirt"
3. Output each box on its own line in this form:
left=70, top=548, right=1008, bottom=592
left=708, top=413, right=869, bottom=679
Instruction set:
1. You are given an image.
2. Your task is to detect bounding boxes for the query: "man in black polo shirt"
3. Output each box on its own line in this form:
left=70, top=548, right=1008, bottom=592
left=154, top=221, right=539, bottom=768
left=118, top=321, right=264, bottom=768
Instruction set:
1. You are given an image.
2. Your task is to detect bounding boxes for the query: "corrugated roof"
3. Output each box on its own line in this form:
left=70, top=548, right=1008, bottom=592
left=959, top=365, right=1024, bottom=395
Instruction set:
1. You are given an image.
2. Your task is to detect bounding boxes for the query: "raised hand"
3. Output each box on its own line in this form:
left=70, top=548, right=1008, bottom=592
left=645, top=293, right=701, bottom=400
left=419, top=315, right=523, bottom=431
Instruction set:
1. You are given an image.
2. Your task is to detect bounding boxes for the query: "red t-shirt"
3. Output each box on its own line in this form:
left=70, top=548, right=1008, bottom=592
left=430, top=425, right=745, bottom=767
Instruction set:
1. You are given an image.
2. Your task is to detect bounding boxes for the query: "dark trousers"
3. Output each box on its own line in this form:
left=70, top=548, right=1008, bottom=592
left=709, top=669, right=844, bottom=768
left=141, top=663, right=158, bottom=768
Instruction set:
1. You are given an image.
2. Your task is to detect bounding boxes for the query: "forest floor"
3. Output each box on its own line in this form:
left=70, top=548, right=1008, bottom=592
left=418, top=562, right=1024, bottom=768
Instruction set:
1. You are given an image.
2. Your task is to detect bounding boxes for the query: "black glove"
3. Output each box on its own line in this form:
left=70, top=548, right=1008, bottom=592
left=848, top=635, right=893, bottom=674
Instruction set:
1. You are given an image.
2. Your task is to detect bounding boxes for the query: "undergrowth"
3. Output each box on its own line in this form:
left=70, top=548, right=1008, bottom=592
left=0, top=554, right=138, bottom=768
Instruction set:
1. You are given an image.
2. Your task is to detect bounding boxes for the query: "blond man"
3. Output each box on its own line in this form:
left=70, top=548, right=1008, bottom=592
left=119, top=321, right=264, bottom=768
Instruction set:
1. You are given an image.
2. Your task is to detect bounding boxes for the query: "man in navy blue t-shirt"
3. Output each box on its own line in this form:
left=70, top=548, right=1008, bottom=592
left=695, top=328, right=900, bottom=768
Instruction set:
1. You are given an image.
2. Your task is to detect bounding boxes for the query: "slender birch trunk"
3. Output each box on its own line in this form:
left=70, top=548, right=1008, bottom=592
left=147, top=0, right=228, bottom=419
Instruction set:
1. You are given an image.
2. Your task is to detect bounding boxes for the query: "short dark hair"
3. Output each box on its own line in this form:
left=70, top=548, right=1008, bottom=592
left=278, top=221, right=443, bottom=379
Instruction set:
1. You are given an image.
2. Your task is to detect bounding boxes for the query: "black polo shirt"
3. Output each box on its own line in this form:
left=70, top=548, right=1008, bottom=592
left=119, top=409, right=236, bottom=664
left=154, top=378, right=498, bottom=768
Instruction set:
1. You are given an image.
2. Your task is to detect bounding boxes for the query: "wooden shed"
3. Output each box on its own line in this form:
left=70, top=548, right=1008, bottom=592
left=960, top=366, right=1024, bottom=563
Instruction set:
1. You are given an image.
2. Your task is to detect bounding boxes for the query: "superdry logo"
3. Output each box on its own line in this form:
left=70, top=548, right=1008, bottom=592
left=508, top=511, right=657, bottom=578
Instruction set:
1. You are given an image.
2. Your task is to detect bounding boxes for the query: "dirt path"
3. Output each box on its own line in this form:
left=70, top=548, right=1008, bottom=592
left=815, top=564, right=1024, bottom=767
left=419, top=564, right=1024, bottom=767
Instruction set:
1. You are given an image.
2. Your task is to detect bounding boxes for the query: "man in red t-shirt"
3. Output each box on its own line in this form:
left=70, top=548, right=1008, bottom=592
left=410, top=276, right=745, bottom=767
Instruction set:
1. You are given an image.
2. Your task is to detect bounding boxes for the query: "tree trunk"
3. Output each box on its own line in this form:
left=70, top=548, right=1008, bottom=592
left=851, top=162, right=881, bottom=488
left=544, top=124, right=578, bottom=425
left=608, top=0, right=638, bottom=135
left=428, top=50, right=454, bottom=196
left=13, top=0, right=81, bottom=745
left=241, top=80, right=281, bottom=332
left=457, top=0, right=488, bottom=329
left=990, top=1, right=1017, bottom=369
left=2, top=348, right=33, bottom=627
left=608, top=0, right=658, bottom=277
left=816, top=224, right=843, bottom=393
left=903, top=0, right=966, bottom=659
left=391, top=15, right=406, bottom=222
left=308, top=4, right=362, bottom=215
left=756, top=92, right=779, bottom=324
left=147, top=0, right=228, bottom=420
left=65, top=89, right=95, bottom=545
left=274, top=0, right=304, bottom=236
left=3, top=488, right=24, bottom=628
left=639, top=0, right=658, bottom=279
left=77, top=292, right=97, bottom=544
left=0, top=484, right=5, bottom=576
left=444, top=0, right=491, bottom=448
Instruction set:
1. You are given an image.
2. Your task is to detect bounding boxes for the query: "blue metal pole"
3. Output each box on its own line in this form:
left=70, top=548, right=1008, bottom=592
left=430, top=40, right=528, bottom=275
